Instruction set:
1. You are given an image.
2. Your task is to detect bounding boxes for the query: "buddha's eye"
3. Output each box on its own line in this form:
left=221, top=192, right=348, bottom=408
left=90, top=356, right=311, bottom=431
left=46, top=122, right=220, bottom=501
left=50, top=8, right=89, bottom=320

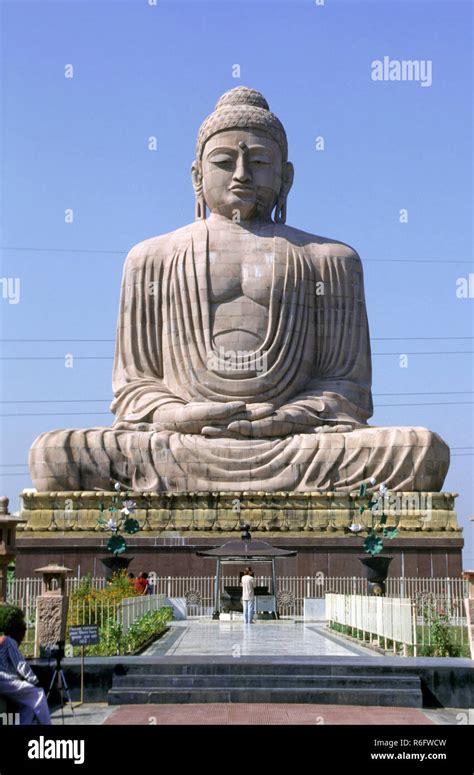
left=251, top=159, right=271, bottom=165
left=210, top=154, right=234, bottom=165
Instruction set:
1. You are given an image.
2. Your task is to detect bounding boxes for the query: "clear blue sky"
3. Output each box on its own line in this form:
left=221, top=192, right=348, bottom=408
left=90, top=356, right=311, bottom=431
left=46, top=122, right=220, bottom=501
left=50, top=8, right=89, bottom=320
left=1, top=0, right=472, bottom=567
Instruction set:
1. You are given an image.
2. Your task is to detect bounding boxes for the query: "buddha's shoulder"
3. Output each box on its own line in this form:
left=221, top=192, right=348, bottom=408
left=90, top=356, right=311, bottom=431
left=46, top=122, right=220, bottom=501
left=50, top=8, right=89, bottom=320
left=124, top=223, right=202, bottom=268
left=276, top=224, right=361, bottom=264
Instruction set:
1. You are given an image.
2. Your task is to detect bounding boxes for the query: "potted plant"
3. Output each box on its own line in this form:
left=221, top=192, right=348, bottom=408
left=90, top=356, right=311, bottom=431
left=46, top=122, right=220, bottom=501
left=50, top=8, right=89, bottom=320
left=97, top=483, right=140, bottom=579
left=348, top=479, right=399, bottom=595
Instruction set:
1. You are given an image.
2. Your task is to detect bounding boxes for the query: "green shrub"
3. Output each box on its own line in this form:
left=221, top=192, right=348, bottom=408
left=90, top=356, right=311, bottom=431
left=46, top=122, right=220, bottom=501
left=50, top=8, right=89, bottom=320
left=0, top=604, right=25, bottom=635
left=425, top=613, right=461, bottom=657
left=79, top=605, right=173, bottom=657
left=419, top=594, right=461, bottom=657
left=87, top=617, right=123, bottom=657
left=68, top=571, right=139, bottom=628
left=124, top=606, right=173, bottom=654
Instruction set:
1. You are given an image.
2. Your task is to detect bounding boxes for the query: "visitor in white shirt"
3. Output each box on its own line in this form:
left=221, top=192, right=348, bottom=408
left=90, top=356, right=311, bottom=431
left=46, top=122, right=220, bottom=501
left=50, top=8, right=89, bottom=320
left=0, top=607, right=51, bottom=725
left=240, top=567, right=255, bottom=624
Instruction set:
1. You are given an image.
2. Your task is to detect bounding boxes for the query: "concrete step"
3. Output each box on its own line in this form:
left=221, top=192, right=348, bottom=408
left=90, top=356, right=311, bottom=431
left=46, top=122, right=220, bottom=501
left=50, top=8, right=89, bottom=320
left=108, top=685, right=422, bottom=707
left=111, top=663, right=414, bottom=677
left=112, top=673, right=420, bottom=690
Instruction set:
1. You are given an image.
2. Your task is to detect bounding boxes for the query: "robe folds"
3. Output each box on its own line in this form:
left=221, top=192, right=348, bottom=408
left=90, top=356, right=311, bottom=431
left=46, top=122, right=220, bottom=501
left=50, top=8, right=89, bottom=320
left=29, top=219, right=449, bottom=493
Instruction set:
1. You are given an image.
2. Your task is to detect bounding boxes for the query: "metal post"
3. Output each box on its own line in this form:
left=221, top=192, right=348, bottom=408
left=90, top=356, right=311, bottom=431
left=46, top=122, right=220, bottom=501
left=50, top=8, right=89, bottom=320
left=75, top=645, right=85, bottom=708
left=272, top=558, right=277, bottom=618
left=213, top=560, right=221, bottom=619
left=412, top=601, right=417, bottom=657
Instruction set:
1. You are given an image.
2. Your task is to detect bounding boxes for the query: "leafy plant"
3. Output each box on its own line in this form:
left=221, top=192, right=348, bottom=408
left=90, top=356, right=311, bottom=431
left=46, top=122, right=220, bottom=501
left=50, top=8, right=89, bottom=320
left=418, top=593, right=461, bottom=657
left=0, top=604, right=25, bottom=635
left=124, top=607, right=173, bottom=654
left=68, top=570, right=139, bottom=629
left=87, top=617, right=123, bottom=657
left=81, top=606, right=173, bottom=656
left=349, top=480, right=400, bottom=557
left=97, top=484, right=141, bottom=556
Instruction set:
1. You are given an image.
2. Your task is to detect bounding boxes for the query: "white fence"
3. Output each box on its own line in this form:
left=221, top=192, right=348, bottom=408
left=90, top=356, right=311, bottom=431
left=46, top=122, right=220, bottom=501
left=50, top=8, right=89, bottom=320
left=326, top=593, right=416, bottom=654
left=6, top=577, right=107, bottom=624
left=120, top=594, right=168, bottom=634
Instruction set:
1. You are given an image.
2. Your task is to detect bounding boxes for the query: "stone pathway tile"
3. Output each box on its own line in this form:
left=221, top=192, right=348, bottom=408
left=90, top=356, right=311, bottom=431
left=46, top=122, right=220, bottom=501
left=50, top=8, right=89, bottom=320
left=145, top=621, right=363, bottom=657
left=104, top=703, right=435, bottom=725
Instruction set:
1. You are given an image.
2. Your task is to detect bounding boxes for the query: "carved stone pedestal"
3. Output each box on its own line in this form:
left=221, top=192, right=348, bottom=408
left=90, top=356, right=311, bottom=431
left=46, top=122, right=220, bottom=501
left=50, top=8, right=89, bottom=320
left=15, top=490, right=463, bottom=579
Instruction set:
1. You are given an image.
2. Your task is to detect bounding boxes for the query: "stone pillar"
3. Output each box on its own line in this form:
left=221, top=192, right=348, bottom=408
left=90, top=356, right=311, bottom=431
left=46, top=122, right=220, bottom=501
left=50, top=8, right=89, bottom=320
left=464, top=570, right=474, bottom=659
left=0, top=496, right=22, bottom=603
left=34, top=564, right=71, bottom=657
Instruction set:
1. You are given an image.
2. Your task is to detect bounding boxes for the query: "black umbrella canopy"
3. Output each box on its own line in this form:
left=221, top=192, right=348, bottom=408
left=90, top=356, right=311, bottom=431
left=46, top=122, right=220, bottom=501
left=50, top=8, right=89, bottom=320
left=196, top=538, right=297, bottom=559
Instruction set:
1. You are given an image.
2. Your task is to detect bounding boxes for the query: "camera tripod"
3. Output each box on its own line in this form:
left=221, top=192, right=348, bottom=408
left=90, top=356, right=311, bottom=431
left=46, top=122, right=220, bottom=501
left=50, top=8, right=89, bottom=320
left=46, top=648, right=75, bottom=724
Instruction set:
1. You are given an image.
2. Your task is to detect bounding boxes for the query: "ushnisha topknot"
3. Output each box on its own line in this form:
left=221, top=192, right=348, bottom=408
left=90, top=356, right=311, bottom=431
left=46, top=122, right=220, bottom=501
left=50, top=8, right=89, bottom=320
left=196, top=86, right=288, bottom=162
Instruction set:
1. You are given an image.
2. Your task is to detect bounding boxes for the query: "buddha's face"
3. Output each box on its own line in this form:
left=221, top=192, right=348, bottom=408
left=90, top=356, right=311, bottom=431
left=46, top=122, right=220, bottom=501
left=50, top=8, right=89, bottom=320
left=197, top=129, right=286, bottom=221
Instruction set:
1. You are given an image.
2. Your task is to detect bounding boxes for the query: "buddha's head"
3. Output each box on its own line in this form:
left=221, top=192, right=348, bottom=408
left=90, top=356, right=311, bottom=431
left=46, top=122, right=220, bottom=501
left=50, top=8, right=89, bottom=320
left=192, top=87, right=294, bottom=223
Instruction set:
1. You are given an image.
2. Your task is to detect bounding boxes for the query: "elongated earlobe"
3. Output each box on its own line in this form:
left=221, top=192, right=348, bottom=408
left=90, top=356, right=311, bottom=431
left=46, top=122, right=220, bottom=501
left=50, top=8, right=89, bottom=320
left=274, top=195, right=287, bottom=224
left=274, top=161, right=294, bottom=224
left=192, top=161, right=206, bottom=220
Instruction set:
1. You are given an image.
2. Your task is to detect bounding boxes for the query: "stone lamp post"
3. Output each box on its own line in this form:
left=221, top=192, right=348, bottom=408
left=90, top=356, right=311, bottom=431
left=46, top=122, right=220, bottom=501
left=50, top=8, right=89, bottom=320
left=0, top=496, right=22, bottom=603
left=34, top=564, right=71, bottom=657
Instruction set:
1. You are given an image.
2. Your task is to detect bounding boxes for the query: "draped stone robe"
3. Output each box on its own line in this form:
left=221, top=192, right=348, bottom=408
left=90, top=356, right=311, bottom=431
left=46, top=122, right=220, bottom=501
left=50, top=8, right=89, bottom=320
left=29, top=219, right=449, bottom=493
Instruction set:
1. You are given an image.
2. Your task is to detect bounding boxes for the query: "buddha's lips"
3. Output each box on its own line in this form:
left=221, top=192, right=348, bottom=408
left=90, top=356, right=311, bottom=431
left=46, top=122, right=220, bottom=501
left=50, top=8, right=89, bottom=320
left=229, top=186, right=255, bottom=195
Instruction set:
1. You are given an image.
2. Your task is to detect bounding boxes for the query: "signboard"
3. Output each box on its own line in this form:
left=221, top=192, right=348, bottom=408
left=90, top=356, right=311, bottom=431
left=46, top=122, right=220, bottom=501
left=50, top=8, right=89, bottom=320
left=69, top=625, right=100, bottom=646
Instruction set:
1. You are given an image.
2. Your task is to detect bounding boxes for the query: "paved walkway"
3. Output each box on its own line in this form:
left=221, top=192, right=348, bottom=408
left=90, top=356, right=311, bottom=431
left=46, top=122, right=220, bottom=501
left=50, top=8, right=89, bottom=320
left=144, top=621, right=373, bottom=657
left=51, top=703, right=468, bottom=726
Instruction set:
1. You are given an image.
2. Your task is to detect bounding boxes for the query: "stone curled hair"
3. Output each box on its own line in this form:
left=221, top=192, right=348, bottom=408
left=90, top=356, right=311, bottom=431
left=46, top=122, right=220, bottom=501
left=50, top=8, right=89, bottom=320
left=196, top=86, right=288, bottom=162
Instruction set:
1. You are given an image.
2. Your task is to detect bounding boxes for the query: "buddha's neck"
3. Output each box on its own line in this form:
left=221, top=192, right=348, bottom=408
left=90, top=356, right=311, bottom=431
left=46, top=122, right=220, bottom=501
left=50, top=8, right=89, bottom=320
left=207, top=212, right=274, bottom=229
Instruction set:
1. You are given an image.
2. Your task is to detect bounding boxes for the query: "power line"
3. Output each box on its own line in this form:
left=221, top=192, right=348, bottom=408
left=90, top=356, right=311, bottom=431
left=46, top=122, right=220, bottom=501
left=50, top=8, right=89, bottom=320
left=0, top=357, right=113, bottom=361
left=376, top=401, right=474, bottom=407
left=1, top=245, right=472, bottom=264
left=0, top=339, right=115, bottom=343
left=374, top=337, right=474, bottom=341
left=375, top=391, right=474, bottom=396
left=0, top=399, right=128, bottom=405
left=1, top=247, right=123, bottom=255
left=3, top=445, right=474, bottom=465
left=0, top=412, right=112, bottom=417
left=2, top=456, right=473, bottom=473
left=3, top=447, right=473, bottom=467
left=1, top=352, right=473, bottom=361
left=1, top=402, right=473, bottom=417
left=1, top=337, right=474, bottom=344
left=373, top=352, right=474, bottom=356
left=1, top=391, right=473, bottom=404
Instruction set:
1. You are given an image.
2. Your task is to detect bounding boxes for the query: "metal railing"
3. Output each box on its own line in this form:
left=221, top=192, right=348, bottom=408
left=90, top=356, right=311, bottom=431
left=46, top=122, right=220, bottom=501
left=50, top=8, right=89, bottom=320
left=7, top=575, right=468, bottom=622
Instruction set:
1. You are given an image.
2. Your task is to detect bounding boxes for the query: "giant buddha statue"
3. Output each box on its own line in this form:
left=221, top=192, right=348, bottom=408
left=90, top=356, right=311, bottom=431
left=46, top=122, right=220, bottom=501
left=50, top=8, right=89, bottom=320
left=29, top=87, right=449, bottom=493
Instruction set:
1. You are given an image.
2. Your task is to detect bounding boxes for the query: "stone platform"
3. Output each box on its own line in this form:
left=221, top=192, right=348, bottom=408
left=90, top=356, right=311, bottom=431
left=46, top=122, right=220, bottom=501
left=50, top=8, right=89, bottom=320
left=15, top=490, right=463, bottom=578
left=18, top=490, right=461, bottom=534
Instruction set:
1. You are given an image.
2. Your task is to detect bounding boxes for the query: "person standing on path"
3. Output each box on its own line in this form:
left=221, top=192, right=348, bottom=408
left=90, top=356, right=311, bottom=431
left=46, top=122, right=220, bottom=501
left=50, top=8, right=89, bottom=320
left=241, top=567, right=255, bottom=624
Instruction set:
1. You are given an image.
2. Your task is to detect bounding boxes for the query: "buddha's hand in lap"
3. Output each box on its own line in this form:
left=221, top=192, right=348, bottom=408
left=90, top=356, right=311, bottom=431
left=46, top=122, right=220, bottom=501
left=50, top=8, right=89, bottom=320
left=227, top=405, right=355, bottom=438
left=113, top=402, right=275, bottom=434
left=151, top=401, right=274, bottom=435
left=200, top=403, right=275, bottom=437
left=148, top=401, right=245, bottom=433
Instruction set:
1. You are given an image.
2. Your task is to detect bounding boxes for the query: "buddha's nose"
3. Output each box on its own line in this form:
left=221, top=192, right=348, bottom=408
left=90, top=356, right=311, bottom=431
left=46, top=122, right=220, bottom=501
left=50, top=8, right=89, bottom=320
left=233, top=153, right=252, bottom=184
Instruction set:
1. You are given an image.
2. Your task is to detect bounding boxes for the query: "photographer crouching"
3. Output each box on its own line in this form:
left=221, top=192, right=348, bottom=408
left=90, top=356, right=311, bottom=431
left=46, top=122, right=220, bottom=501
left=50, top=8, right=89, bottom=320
left=0, top=605, right=51, bottom=724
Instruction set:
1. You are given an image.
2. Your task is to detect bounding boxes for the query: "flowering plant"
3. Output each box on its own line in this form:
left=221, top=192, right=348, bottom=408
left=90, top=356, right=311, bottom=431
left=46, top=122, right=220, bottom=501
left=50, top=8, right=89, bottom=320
left=97, top=483, right=140, bottom=556
left=348, top=478, right=399, bottom=557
